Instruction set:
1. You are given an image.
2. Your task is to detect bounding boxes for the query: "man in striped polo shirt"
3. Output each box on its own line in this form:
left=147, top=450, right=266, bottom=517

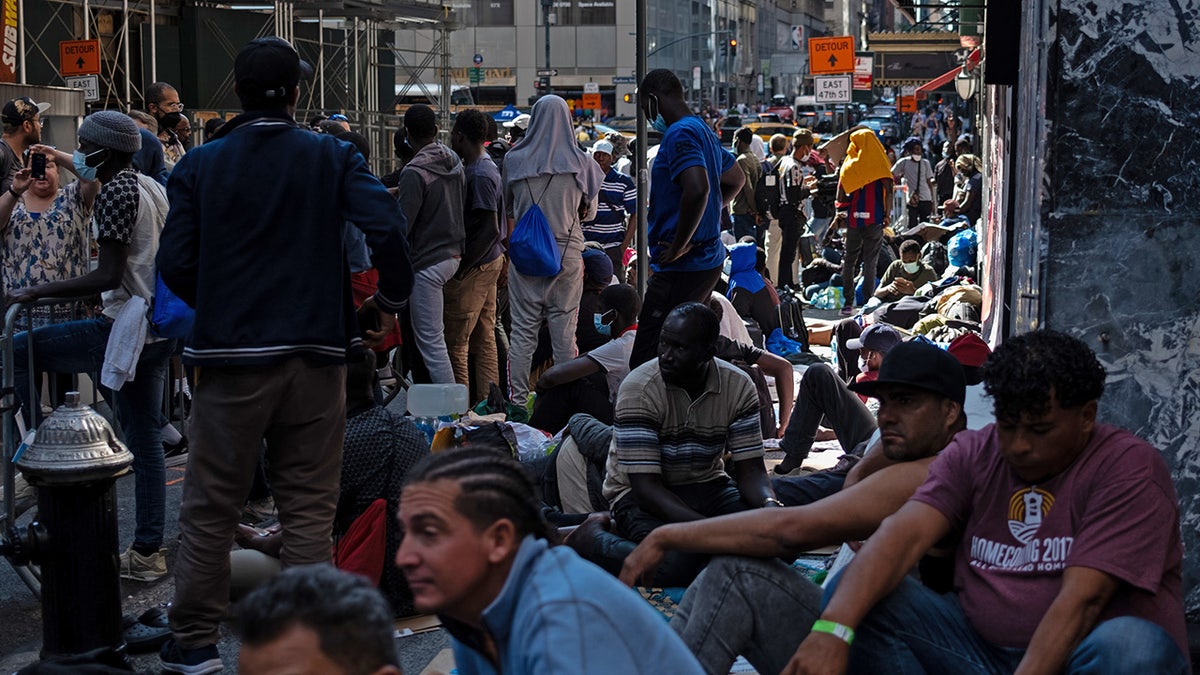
left=582, top=139, right=637, bottom=282
left=570, top=302, right=779, bottom=586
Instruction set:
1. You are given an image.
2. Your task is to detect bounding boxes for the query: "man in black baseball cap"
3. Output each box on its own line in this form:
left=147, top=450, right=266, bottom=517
left=159, top=35, right=412, bottom=674
left=0, top=96, right=49, bottom=193
left=233, top=36, right=315, bottom=110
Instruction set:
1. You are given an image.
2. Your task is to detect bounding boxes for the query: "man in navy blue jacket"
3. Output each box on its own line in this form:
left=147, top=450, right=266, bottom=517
left=157, top=36, right=413, bottom=673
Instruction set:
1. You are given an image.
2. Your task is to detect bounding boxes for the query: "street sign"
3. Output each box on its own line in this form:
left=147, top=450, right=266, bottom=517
left=536, top=69, right=558, bottom=77
left=612, top=76, right=636, bottom=84
left=65, top=74, right=99, bottom=102
left=469, top=67, right=484, bottom=84
left=853, top=53, right=873, bottom=90
left=808, top=35, right=855, bottom=75
left=473, top=53, right=483, bottom=65
left=59, top=39, right=100, bottom=76
left=583, top=82, right=599, bottom=94
left=899, top=95, right=917, bottom=113
left=814, top=75, right=852, bottom=103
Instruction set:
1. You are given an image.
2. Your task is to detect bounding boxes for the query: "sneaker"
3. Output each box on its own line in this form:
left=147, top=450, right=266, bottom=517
left=119, top=548, right=168, bottom=582
left=160, top=639, right=223, bottom=674
left=163, top=436, right=189, bottom=457
left=240, top=496, right=276, bottom=525
left=839, top=304, right=855, bottom=316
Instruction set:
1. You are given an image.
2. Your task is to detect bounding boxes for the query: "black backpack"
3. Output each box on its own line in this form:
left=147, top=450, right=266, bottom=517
left=776, top=286, right=810, bottom=351
left=753, top=159, right=782, bottom=218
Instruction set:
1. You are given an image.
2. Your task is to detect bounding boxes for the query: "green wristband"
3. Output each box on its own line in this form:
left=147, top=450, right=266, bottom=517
left=811, top=619, right=855, bottom=645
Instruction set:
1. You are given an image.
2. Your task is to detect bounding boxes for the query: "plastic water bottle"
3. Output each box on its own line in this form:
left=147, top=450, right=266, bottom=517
left=407, top=384, right=469, bottom=445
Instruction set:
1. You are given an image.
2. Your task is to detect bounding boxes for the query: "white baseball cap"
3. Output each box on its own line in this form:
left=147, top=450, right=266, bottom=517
left=592, top=140, right=614, bottom=155
left=503, top=113, right=530, bottom=130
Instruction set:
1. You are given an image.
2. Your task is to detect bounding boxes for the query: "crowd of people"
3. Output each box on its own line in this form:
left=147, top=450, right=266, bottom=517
left=1, top=37, right=1188, bottom=675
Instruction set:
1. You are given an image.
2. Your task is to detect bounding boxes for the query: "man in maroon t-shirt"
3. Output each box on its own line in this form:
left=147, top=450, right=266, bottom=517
left=791, top=330, right=1188, bottom=675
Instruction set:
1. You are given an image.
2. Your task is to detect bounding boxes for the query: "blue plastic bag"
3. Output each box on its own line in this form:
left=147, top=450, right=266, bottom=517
left=150, top=272, right=195, bottom=339
left=508, top=203, right=562, bottom=277
left=766, top=328, right=805, bottom=358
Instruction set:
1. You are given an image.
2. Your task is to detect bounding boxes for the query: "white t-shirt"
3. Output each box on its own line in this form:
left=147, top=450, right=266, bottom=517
left=586, top=329, right=637, bottom=400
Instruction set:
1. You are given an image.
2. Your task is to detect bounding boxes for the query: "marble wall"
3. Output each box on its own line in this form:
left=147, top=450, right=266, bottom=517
left=1037, top=0, right=1200, bottom=617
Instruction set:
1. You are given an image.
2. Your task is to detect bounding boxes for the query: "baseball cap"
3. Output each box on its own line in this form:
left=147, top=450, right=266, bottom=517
left=846, top=323, right=903, bottom=354
left=582, top=246, right=614, bottom=284
left=592, top=139, right=614, bottom=155
left=234, top=36, right=314, bottom=106
left=947, top=332, right=991, bottom=368
left=503, top=113, right=530, bottom=130
left=2, top=97, right=50, bottom=126
left=849, top=341, right=966, bottom=404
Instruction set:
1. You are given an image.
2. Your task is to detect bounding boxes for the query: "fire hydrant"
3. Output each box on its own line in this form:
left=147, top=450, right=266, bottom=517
left=5, top=392, right=133, bottom=656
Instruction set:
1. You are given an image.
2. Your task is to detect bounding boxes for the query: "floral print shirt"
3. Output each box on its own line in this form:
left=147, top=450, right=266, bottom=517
left=3, top=181, right=93, bottom=327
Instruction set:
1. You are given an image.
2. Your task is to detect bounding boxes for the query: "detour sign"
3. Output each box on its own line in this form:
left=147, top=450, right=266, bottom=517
left=60, top=39, right=101, bottom=76
left=808, top=36, right=855, bottom=75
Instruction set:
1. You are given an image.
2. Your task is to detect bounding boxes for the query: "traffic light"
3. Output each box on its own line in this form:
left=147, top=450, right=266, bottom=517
left=729, top=39, right=737, bottom=57
left=623, top=93, right=633, bottom=103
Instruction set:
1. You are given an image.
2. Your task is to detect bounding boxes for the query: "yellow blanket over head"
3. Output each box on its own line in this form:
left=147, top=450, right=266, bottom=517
left=838, top=128, right=893, bottom=195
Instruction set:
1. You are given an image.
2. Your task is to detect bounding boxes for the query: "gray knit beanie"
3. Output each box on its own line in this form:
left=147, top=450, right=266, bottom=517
left=78, top=110, right=142, bottom=153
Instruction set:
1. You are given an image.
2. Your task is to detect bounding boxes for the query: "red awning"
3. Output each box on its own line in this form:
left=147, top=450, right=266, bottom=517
left=916, top=48, right=981, bottom=98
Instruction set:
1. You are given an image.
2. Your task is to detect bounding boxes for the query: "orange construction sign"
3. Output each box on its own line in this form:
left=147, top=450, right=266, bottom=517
left=582, top=93, right=601, bottom=109
left=60, top=39, right=101, bottom=76
left=808, top=36, right=855, bottom=75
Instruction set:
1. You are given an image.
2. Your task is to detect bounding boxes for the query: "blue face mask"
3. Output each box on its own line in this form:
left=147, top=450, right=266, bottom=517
left=646, top=94, right=669, bottom=135
left=593, top=312, right=613, bottom=337
left=73, top=149, right=100, bottom=181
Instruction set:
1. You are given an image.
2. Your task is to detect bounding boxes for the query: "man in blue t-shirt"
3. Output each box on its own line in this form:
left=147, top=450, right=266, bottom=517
left=629, top=69, right=744, bottom=368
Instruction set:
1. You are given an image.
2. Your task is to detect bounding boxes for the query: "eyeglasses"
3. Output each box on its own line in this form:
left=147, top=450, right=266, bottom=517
left=160, top=101, right=185, bottom=111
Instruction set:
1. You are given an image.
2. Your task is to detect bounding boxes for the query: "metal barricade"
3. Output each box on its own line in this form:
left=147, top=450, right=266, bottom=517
left=1, top=297, right=95, bottom=598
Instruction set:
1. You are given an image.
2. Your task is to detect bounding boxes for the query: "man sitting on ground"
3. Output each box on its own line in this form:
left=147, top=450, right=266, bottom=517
left=791, top=330, right=1187, bottom=675
left=238, top=565, right=401, bottom=675
left=395, top=446, right=704, bottom=674
left=618, top=341, right=967, bottom=675
left=874, top=239, right=937, bottom=303
left=569, top=302, right=779, bottom=586
left=772, top=324, right=902, bottom=484
left=530, top=283, right=640, bottom=433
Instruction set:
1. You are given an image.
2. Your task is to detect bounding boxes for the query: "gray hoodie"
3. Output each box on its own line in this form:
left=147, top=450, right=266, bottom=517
left=398, top=142, right=466, bottom=271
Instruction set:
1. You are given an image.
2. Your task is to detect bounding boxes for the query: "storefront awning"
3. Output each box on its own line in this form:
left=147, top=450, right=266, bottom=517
left=916, top=49, right=980, bottom=98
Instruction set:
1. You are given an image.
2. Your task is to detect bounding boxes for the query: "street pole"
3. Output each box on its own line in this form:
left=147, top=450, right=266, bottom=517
left=635, top=0, right=648, bottom=297
left=542, top=0, right=552, bottom=95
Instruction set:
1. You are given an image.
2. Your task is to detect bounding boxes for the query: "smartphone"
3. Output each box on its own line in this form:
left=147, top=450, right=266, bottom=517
left=30, top=153, right=46, bottom=180
left=356, top=303, right=381, bottom=338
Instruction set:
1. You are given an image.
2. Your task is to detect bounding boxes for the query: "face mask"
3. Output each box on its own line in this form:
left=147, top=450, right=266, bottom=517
left=857, top=356, right=869, bottom=372
left=73, top=150, right=100, bottom=181
left=903, top=261, right=921, bottom=274
left=910, top=152, right=921, bottom=160
left=159, top=111, right=184, bottom=129
left=593, top=313, right=613, bottom=337
left=646, top=95, right=669, bottom=135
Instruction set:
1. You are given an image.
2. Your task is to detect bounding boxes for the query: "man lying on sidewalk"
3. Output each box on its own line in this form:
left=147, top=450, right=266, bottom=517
left=618, top=341, right=966, bottom=675
left=789, top=331, right=1187, bottom=675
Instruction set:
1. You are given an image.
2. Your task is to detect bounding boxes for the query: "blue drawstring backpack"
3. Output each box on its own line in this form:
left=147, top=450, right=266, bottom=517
left=150, top=272, right=195, bottom=339
left=509, top=176, right=571, bottom=277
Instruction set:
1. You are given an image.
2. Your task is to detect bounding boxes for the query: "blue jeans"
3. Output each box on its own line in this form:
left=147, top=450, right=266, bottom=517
left=825, top=573, right=1189, bottom=675
left=14, top=318, right=175, bottom=550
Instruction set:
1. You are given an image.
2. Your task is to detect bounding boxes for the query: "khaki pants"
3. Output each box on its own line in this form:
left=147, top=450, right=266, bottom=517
left=443, top=256, right=503, bottom=403
left=507, top=250, right=583, bottom=406
left=169, top=358, right=346, bottom=648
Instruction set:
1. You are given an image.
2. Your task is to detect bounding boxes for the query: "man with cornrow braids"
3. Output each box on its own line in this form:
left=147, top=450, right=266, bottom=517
left=395, top=447, right=703, bottom=674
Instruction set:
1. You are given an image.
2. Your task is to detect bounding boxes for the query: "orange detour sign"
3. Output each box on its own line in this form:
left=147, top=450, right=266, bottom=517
left=808, top=36, right=855, bottom=75
left=60, top=39, right=100, bottom=76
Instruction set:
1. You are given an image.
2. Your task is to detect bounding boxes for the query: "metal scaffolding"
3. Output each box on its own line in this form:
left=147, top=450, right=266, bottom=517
left=15, top=0, right=458, bottom=171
